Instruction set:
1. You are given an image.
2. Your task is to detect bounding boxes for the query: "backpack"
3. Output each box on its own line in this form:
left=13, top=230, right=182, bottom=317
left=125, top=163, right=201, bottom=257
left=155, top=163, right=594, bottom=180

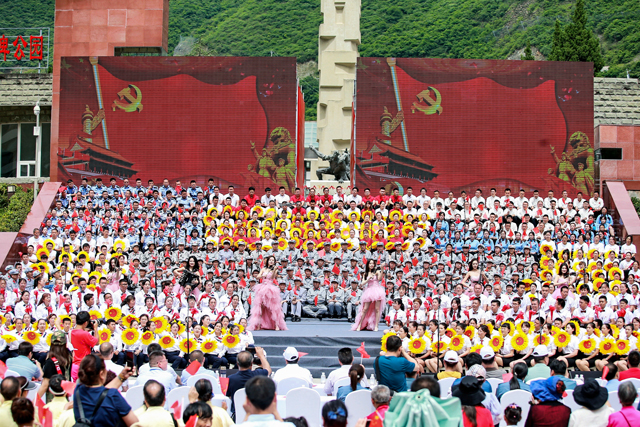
left=72, top=389, right=109, bottom=427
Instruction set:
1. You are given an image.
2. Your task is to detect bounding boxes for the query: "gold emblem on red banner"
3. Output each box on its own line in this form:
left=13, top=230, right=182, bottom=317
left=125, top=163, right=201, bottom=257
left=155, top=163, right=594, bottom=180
left=112, top=85, right=143, bottom=112
left=411, top=87, right=442, bottom=115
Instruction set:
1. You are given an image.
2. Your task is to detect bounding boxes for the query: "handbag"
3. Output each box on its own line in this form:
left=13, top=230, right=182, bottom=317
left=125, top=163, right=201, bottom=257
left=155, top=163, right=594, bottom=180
left=72, top=389, right=109, bottom=427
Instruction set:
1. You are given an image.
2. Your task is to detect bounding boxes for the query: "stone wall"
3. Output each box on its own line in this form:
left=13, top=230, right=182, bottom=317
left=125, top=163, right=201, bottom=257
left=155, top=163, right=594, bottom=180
left=0, top=74, right=52, bottom=108
left=594, top=77, right=640, bottom=126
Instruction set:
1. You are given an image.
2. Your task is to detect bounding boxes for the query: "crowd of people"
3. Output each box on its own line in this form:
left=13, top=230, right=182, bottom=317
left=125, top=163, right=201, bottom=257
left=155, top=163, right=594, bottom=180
left=0, top=177, right=639, bottom=426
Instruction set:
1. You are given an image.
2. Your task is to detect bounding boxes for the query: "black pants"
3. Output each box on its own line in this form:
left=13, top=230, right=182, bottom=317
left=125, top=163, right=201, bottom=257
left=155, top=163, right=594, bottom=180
left=165, top=350, right=186, bottom=369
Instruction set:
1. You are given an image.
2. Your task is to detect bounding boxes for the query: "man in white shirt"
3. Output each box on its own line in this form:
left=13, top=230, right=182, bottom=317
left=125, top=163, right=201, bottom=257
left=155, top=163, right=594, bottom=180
left=590, top=191, right=604, bottom=211
left=225, top=185, right=240, bottom=207
left=274, top=187, right=290, bottom=205
left=324, top=347, right=355, bottom=396
left=272, top=347, right=313, bottom=387
left=402, top=187, right=417, bottom=206
left=239, top=376, right=296, bottom=427
left=345, top=187, right=363, bottom=206
left=260, top=188, right=277, bottom=206
left=135, top=351, right=177, bottom=394
left=543, top=190, right=557, bottom=209
left=416, top=188, right=431, bottom=209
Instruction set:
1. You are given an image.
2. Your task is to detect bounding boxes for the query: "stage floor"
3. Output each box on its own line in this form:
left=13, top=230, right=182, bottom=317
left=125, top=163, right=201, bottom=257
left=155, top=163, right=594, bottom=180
left=251, top=318, right=383, bottom=338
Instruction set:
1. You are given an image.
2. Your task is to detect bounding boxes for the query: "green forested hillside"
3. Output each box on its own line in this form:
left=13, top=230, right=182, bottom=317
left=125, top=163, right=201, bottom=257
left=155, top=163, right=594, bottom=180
left=2, top=0, right=640, bottom=117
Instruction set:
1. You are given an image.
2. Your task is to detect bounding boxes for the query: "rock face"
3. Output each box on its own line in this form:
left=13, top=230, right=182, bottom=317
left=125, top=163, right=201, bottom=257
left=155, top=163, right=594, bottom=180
left=594, top=77, right=640, bottom=126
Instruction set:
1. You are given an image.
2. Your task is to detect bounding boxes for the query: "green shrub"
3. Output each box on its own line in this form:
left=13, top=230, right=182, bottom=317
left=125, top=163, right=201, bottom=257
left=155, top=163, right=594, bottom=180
left=0, top=185, right=34, bottom=232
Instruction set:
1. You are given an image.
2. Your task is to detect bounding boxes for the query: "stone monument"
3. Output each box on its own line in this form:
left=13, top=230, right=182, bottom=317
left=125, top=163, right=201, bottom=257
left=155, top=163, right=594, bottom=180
left=308, top=0, right=360, bottom=192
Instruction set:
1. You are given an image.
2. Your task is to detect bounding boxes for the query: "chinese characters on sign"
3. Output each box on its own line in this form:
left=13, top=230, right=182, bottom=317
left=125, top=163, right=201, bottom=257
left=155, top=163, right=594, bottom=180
left=0, top=35, right=44, bottom=61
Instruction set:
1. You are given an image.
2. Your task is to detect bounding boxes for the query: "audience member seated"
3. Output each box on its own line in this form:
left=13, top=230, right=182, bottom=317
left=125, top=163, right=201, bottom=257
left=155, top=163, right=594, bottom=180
left=452, top=376, right=493, bottom=427
left=6, top=342, right=42, bottom=381
left=607, top=382, right=640, bottom=427
left=496, top=363, right=530, bottom=401
left=272, top=347, right=313, bottom=387
left=376, top=336, right=421, bottom=393
left=188, top=378, right=234, bottom=427
left=236, top=376, right=294, bottom=426
left=134, top=379, right=175, bottom=427
left=135, top=351, right=176, bottom=394
left=366, top=385, right=391, bottom=422
left=321, top=400, right=348, bottom=427
left=568, top=379, right=612, bottom=427
left=226, top=348, right=271, bottom=418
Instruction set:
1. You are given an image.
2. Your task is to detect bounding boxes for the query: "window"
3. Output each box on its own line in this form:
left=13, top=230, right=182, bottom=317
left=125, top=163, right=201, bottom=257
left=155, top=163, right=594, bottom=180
left=596, top=148, right=623, bottom=160
left=0, top=122, right=51, bottom=178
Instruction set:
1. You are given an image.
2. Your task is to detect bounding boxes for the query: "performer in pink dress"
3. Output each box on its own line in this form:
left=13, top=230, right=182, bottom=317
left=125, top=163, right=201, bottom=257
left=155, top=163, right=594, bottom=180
left=248, top=255, right=288, bottom=331
left=353, top=260, right=386, bottom=331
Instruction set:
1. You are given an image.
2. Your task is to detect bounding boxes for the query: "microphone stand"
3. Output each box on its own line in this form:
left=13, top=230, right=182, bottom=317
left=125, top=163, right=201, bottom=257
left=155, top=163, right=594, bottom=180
left=436, top=306, right=441, bottom=374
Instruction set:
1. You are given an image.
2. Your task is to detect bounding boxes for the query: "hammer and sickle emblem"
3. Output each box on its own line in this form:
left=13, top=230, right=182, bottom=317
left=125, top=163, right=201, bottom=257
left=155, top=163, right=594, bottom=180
left=411, top=87, right=442, bottom=115
left=112, top=84, right=143, bottom=113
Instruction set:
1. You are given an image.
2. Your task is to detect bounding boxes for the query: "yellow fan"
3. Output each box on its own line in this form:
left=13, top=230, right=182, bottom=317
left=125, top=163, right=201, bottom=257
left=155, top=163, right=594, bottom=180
left=448, top=335, right=464, bottom=352
left=554, top=331, right=571, bottom=348
left=98, top=329, right=111, bottom=344
left=23, top=331, right=41, bottom=346
left=141, top=331, right=155, bottom=346
left=159, top=335, right=175, bottom=349
left=599, top=338, right=615, bottom=355
left=489, top=335, right=503, bottom=352
left=408, top=337, right=427, bottom=354
left=105, top=307, right=122, bottom=321
left=121, top=328, right=140, bottom=346
left=511, top=334, right=528, bottom=352
left=222, top=334, right=240, bottom=348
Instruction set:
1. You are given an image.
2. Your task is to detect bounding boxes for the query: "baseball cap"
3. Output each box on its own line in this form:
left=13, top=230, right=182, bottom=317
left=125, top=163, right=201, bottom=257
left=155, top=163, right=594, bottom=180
left=443, top=350, right=459, bottom=364
left=51, top=331, right=67, bottom=345
left=283, top=347, right=299, bottom=362
left=533, top=345, right=549, bottom=357
left=480, top=347, right=495, bottom=360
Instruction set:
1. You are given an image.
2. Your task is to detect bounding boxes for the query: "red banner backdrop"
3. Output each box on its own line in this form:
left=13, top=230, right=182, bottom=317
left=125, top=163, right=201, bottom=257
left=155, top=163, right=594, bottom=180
left=57, top=56, right=300, bottom=194
left=354, top=58, right=594, bottom=196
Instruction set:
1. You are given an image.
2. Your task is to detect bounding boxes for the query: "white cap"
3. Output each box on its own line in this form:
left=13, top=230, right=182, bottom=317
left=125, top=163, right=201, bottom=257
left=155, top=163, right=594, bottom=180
left=443, top=350, right=459, bottom=363
left=480, top=347, right=495, bottom=360
left=283, top=346, right=299, bottom=362
left=532, top=344, right=549, bottom=357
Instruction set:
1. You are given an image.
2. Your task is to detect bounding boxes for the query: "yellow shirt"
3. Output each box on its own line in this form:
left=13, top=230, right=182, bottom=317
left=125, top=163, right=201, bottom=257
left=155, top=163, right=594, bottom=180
left=133, top=405, right=176, bottom=427
left=57, top=408, right=76, bottom=427
left=0, top=400, right=18, bottom=427
left=437, top=371, right=461, bottom=380
left=44, top=396, right=69, bottom=425
left=207, top=402, right=235, bottom=427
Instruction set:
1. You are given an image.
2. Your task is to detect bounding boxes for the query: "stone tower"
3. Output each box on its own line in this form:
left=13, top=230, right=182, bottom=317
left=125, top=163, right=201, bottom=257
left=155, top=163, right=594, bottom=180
left=312, top=0, right=361, bottom=182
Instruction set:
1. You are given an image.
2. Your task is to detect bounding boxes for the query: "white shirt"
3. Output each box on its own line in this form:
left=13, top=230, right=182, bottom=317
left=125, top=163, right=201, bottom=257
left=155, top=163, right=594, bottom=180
left=275, top=193, right=290, bottom=205
left=237, top=414, right=296, bottom=427
left=272, top=363, right=314, bottom=387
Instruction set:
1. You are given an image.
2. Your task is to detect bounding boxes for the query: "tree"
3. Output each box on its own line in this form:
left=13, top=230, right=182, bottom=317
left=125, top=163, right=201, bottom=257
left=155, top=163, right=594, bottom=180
left=549, top=0, right=604, bottom=74
left=522, top=42, right=534, bottom=60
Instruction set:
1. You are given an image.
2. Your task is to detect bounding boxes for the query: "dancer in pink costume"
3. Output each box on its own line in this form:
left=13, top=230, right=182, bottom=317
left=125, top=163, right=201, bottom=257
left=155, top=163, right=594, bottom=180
left=353, top=259, right=386, bottom=331
left=248, top=255, right=288, bottom=331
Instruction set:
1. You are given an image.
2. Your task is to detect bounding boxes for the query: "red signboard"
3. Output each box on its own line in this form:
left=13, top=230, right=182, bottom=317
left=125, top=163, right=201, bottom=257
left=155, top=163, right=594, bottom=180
left=353, top=58, right=594, bottom=195
left=56, top=56, right=300, bottom=194
left=0, top=35, right=44, bottom=61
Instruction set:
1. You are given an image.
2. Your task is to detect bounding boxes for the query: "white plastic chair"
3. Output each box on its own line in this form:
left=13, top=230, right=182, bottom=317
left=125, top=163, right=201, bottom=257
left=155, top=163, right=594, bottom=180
left=609, top=390, right=622, bottom=412
left=187, top=374, right=223, bottom=394
left=234, top=388, right=247, bottom=423
left=276, top=377, right=310, bottom=395
left=345, top=389, right=374, bottom=427
left=211, top=395, right=232, bottom=415
left=165, top=387, right=191, bottom=414
left=4, top=369, right=20, bottom=378
left=499, top=390, right=532, bottom=427
left=438, top=377, right=456, bottom=398
left=125, top=385, right=145, bottom=411
left=285, top=387, right=322, bottom=427
left=561, top=390, right=581, bottom=412
left=487, top=378, right=502, bottom=394
left=595, top=378, right=608, bottom=387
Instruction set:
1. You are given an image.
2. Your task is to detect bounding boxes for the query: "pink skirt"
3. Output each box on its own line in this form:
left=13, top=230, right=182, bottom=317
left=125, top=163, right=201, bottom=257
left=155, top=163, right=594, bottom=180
left=247, top=279, right=288, bottom=331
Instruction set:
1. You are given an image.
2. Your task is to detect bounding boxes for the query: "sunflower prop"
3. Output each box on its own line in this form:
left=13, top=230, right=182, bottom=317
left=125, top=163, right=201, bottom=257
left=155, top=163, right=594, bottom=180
left=201, top=338, right=218, bottom=353
left=46, top=333, right=52, bottom=346
left=600, top=338, right=615, bottom=355
left=152, top=316, right=168, bottom=333
left=409, top=337, right=427, bottom=354
left=431, top=341, right=448, bottom=353
left=159, top=335, right=175, bottom=349
left=89, top=310, right=102, bottom=321
left=177, top=322, right=187, bottom=335
left=503, top=321, right=516, bottom=336
left=471, top=343, right=483, bottom=353
left=445, top=328, right=456, bottom=338
left=449, top=335, right=464, bottom=352
left=615, top=340, right=631, bottom=356
left=122, top=328, right=140, bottom=346
left=464, top=326, right=475, bottom=340
left=609, top=267, right=623, bottom=280
left=223, top=334, right=240, bottom=348
left=569, top=320, right=581, bottom=337
left=381, top=332, right=396, bottom=352
left=123, top=314, right=138, bottom=328
left=533, top=335, right=550, bottom=347
left=180, top=338, right=198, bottom=354
left=611, top=324, right=620, bottom=339
left=23, top=331, right=40, bottom=345
left=511, top=334, right=528, bottom=352
left=554, top=331, right=571, bottom=348
left=579, top=338, right=596, bottom=354
left=141, top=331, right=154, bottom=346
left=1, top=334, right=17, bottom=344
left=98, top=329, right=111, bottom=344
left=104, top=306, right=122, bottom=321
left=489, top=335, right=504, bottom=352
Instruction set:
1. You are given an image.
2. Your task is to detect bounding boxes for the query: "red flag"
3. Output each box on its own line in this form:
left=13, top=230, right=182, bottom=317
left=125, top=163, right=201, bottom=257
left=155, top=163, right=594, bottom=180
left=356, top=342, right=370, bottom=359
left=602, top=365, right=610, bottom=380
left=332, top=264, right=340, bottom=275
left=35, top=395, right=49, bottom=427
left=314, top=295, right=318, bottom=306
left=0, top=360, right=6, bottom=378
left=185, top=360, right=202, bottom=376
left=219, top=377, right=229, bottom=395
left=171, top=400, right=183, bottom=420
left=185, top=415, right=199, bottom=427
